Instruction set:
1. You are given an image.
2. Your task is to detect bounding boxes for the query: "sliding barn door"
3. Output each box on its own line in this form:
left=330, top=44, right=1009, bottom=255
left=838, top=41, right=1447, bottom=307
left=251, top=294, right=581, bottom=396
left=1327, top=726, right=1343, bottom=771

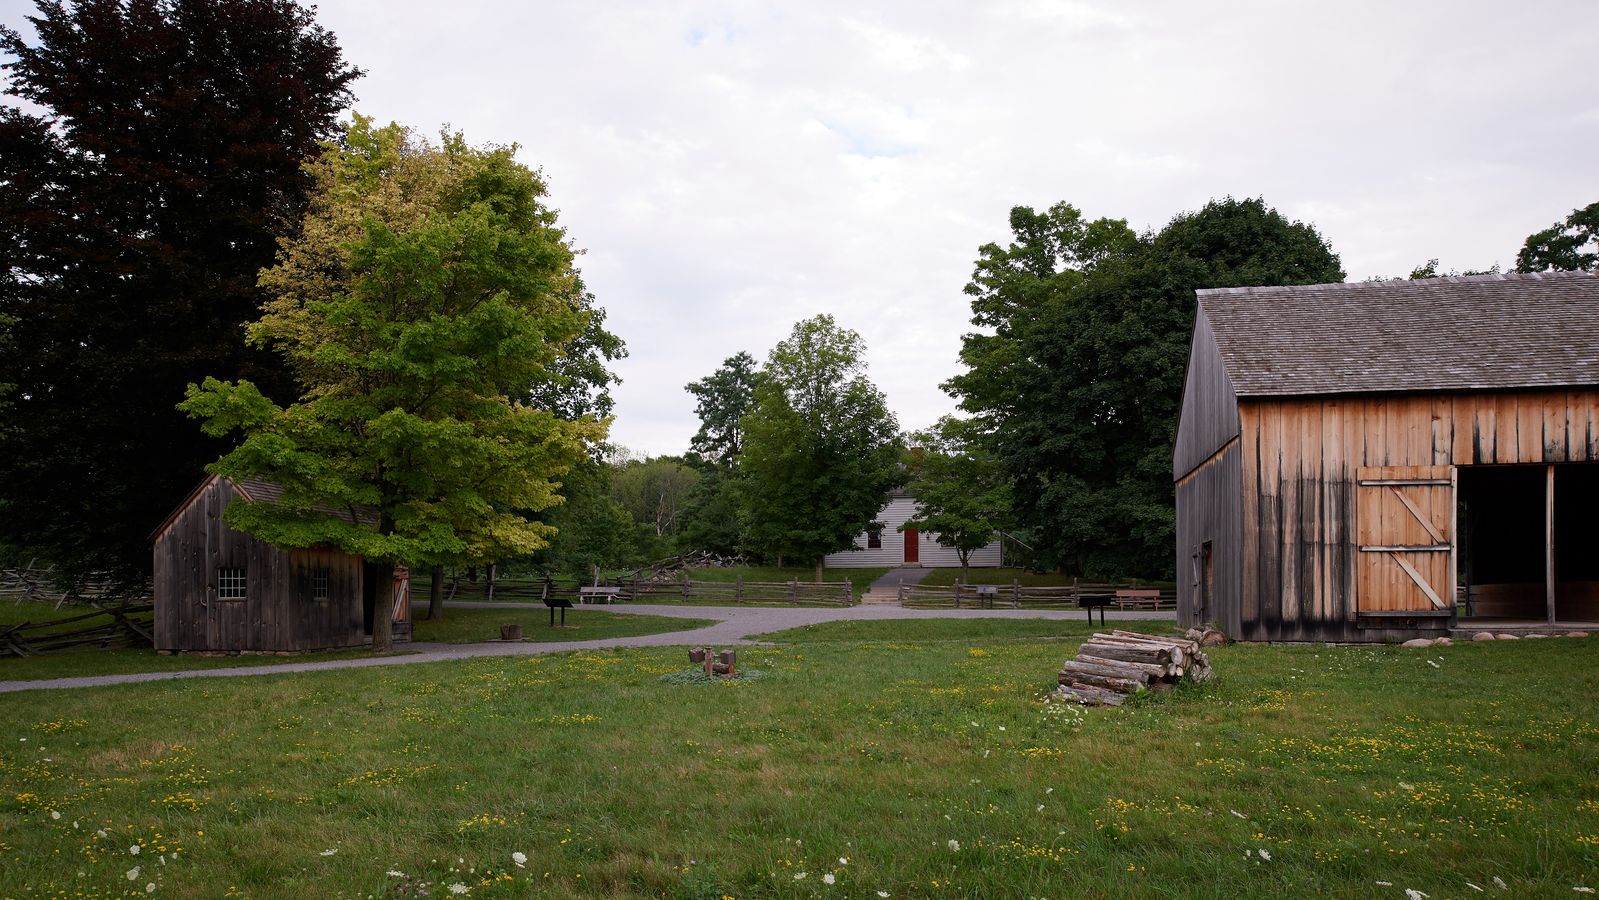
left=1356, top=466, right=1456, bottom=612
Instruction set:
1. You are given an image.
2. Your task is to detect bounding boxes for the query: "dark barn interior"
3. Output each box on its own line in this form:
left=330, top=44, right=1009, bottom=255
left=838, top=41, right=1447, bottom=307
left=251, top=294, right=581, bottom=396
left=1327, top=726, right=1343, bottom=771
left=1459, top=463, right=1599, bottom=622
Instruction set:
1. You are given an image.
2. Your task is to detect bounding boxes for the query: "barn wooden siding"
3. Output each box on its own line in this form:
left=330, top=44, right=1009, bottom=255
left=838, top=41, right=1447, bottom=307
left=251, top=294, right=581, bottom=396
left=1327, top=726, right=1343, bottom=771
left=1175, top=438, right=1243, bottom=636
left=153, top=477, right=368, bottom=652
left=1238, top=388, right=1599, bottom=641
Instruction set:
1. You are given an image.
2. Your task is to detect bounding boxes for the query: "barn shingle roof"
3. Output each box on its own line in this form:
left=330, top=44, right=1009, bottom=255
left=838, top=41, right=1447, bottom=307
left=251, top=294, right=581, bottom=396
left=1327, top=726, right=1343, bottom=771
left=1198, top=271, right=1599, bottom=397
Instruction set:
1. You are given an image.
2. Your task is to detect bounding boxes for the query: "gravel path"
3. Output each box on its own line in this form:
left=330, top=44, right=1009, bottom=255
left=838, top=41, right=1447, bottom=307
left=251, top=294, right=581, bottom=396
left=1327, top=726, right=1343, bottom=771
left=0, top=601, right=1174, bottom=694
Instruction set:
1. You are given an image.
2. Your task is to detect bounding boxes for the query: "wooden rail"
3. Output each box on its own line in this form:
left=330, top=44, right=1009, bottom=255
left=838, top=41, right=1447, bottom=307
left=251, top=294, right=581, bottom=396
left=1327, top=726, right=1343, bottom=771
left=898, top=581, right=1176, bottom=610
left=0, top=602, right=156, bottom=657
left=629, top=575, right=854, bottom=607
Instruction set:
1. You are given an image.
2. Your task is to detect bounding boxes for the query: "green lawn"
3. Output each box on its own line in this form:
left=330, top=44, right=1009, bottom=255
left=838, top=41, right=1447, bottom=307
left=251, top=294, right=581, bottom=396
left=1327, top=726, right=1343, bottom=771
left=2, top=621, right=1596, bottom=898
left=411, top=607, right=715, bottom=644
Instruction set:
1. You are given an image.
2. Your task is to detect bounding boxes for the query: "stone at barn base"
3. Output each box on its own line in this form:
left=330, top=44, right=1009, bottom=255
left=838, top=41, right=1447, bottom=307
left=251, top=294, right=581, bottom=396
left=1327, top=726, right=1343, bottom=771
left=1400, top=638, right=1435, bottom=648
left=1566, top=631, right=1590, bottom=638
left=1494, top=633, right=1520, bottom=640
left=1472, top=632, right=1495, bottom=641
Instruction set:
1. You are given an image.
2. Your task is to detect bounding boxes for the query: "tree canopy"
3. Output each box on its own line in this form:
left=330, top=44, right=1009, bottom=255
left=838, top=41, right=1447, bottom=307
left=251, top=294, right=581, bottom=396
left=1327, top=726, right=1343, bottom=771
left=685, top=352, right=761, bottom=468
left=0, top=0, right=359, bottom=589
left=1516, top=201, right=1599, bottom=273
left=739, top=316, right=901, bottom=576
left=901, top=417, right=1011, bottom=581
left=946, top=197, right=1343, bottom=577
left=180, top=118, right=613, bottom=648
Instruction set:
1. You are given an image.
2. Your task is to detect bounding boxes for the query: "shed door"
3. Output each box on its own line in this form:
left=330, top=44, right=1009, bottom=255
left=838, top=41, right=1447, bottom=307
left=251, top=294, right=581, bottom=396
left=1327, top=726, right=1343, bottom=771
left=1356, top=466, right=1456, bottom=612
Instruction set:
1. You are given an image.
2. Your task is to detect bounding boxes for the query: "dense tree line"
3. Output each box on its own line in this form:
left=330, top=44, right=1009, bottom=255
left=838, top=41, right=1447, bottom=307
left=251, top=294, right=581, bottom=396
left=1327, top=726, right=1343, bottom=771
left=0, top=0, right=360, bottom=589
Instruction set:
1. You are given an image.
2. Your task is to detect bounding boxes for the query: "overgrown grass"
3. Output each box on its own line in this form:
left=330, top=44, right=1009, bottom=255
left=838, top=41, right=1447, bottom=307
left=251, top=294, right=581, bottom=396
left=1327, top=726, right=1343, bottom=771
left=411, top=607, right=715, bottom=644
left=2, top=622, right=1596, bottom=897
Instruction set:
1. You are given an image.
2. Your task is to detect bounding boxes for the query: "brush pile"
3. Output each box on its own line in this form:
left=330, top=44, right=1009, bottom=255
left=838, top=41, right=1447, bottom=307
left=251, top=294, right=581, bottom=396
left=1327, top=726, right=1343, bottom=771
left=1056, top=630, right=1213, bottom=706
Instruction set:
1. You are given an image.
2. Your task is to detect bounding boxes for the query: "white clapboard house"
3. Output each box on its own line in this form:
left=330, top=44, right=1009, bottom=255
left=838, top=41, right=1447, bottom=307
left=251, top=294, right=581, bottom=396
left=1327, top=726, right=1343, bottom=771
left=823, top=489, right=1004, bottom=568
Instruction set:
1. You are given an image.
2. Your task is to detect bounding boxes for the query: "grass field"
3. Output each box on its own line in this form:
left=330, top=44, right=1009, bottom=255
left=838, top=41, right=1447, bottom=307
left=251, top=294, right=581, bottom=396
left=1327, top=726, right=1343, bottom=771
left=0, top=602, right=711, bottom=682
left=2, top=619, right=1596, bottom=898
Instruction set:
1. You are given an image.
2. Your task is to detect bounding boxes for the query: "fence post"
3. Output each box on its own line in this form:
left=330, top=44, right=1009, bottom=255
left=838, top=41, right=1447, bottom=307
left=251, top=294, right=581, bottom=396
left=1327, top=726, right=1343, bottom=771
left=788, top=581, right=797, bottom=603
left=1013, top=579, right=1020, bottom=608
left=736, top=573, right=743, bottom=603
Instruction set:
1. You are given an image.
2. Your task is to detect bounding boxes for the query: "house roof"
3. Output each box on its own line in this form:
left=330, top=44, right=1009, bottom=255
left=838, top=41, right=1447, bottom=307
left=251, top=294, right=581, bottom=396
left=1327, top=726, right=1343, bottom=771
left=1198, top=271, right=1599, bottom=397
left=150, top=474, right=376, bottom=542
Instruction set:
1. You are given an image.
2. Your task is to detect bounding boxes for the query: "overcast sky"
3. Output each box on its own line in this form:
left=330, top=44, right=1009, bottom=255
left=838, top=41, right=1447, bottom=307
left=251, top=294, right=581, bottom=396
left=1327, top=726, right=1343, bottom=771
left=10, top=1, right=1598, bottom=455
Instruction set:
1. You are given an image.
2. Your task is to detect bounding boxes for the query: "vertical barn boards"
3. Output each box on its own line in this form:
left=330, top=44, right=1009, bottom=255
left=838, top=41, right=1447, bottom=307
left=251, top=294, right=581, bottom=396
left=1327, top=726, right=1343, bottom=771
left=1173, top=306, right=1244, bottom=634
left=1236, top=389, right=1599, bottom=640
left=153, top=475, right=371, bottom=652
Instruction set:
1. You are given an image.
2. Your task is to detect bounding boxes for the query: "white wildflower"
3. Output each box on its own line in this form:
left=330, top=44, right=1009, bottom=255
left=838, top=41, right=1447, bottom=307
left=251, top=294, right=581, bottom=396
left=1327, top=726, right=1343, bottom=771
left=1376, top=882, right=1391, bottom=887
left=1406, top=890, right=1429, bottom=900
left=512, top=852, right=527, bottom=868
left=387, top=871, right=405, bottom=878
left=982, top=750, right=990, bottom=759
left=794, top=872, right=807, bottom=880
left=130, top=845, right=141, bottom=856
left=449, top=883, right=468, bottom=895
left=1037, top=804, right=1045, bottom=811
left=320, top=849, right=337, bottom=857
left=1398, top=782, right=1414, bottom=791
left=127, top=867, right=141, bottom=881
left=1046, top=787, right=1054, bottom=794
left=1230, top=810, right=1247, bottom=819
left=1495, top=877, right=1508, bottom=889
left=998, top=726, right=1006, bottom=731
left=1466, top=884, right=1482, bottom=892
left=50, top=810, right=61, bottom=820
left=823, top=873, right=836, bottom=885
left=948, top=840, right=960, bottom=852
left=838, top=857, right=848, bottom=865
left=146, top=884, right=156, bottom=894
left=1258, top=848, right=1271, bottom=861
left=1575, top=889, right=1595, bottom=895
left=878, top=893, right=891, bottom=898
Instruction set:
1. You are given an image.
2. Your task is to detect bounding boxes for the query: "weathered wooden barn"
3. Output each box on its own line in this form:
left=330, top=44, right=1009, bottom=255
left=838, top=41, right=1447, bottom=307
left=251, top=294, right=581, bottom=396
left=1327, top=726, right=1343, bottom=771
left=151, top=475, right=411, bottom=652
left=1175, top=271, right=1599, bottom=642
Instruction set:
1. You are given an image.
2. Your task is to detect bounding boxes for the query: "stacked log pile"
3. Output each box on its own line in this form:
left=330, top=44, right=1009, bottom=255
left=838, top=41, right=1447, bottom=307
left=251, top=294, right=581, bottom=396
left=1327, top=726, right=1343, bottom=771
left=1056, top=630, right=1212, bottom=707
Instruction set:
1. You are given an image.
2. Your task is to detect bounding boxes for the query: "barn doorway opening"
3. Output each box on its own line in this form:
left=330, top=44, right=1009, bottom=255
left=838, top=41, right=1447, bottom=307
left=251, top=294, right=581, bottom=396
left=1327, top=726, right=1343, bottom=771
left=1460, top=463, right=1599, bottom=622
left=361, top=561, right=384, bottom=635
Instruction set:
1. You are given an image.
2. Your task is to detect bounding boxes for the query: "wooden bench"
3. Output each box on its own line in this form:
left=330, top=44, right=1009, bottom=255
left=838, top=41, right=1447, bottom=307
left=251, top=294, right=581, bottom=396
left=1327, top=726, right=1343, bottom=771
left=1115, top=589, right=1163, bottom=610
left=578, top=586, right=622, bottom=604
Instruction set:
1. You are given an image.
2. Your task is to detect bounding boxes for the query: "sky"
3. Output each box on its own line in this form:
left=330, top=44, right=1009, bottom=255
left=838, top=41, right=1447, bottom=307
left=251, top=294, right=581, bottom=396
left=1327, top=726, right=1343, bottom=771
left=8, top=0, right=1598, bottom=456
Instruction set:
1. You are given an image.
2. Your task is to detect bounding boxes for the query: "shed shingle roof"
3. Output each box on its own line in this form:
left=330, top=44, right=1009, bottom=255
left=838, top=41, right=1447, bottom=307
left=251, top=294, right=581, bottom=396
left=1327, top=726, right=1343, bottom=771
left=1198, top=271, right=1599, bottom=397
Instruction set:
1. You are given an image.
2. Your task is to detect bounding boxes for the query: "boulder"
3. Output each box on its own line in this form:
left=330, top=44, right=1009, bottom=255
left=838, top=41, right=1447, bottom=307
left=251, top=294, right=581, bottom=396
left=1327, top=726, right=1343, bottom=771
left=1565, top=631, right=1590, bottom=638
left=1400, top=638, right=1435, bottom=648
left=1434, top=637, right=1452, bottom=646
left=1525, top=633, right=1549, bottom=639
left=1494, top=633, right=1520, bottom=640
left=1199, top=631, right=1228, bottom=648
left=1472, top=632, right=1496, bottom=641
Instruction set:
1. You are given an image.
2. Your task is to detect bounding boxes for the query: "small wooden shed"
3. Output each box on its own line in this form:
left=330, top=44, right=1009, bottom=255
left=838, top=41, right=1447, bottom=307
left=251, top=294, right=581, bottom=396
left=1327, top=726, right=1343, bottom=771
left=151, top=475, right=411, bottom=652
left=1175, top=271, right=1599, bottom=642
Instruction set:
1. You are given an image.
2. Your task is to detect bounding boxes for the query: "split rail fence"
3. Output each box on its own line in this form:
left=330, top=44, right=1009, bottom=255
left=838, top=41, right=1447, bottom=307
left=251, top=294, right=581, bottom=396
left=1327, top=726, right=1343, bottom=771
left=897, top=580, right=1175, bottom=610
left=0, top=602, right=156, bottom=658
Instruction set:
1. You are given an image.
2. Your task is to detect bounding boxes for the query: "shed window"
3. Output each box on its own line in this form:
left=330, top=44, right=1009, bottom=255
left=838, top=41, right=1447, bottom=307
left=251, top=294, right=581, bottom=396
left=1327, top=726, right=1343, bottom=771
left=217, top=567, right=247, bottom=600
left=311, top=568, right=330, bottom=601
left=866, top=523, right=883, bottom=550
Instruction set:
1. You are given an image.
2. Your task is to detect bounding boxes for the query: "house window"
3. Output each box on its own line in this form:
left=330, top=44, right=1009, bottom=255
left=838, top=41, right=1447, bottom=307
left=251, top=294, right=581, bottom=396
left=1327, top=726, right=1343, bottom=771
left=866, top=523, right=883, bottom=550
left=311, top=568, right=330, bottom=601
left=217, top=567, right=247, bottom=600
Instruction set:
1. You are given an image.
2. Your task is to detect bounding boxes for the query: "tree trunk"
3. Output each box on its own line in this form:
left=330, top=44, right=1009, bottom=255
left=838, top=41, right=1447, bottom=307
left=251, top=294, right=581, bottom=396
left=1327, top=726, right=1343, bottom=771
left=959, top=550, right=970, bottom=585
left=426, top=565, right=444, bottom=620
left=814, top=559, right=824, bottom=583
left=371, top=563, right=395, bottom=653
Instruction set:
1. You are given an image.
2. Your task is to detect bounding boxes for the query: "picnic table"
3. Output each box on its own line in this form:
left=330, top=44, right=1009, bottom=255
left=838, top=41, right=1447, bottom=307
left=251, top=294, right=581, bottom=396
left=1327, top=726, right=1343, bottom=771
left=1115, top=589, right=1163, bottom=610
left=578, top=586, right=622, bottom=604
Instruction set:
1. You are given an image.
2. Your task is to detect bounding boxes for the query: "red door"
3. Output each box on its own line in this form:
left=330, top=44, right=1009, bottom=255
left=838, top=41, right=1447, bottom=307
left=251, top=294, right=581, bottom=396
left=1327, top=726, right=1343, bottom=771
left=903, top=528, right=919, bottom=564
